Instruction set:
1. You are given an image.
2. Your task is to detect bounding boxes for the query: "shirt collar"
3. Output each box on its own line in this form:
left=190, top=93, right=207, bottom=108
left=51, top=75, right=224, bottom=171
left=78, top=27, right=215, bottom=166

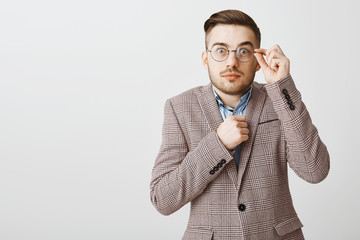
left=212, top=85, right=253, bottom=112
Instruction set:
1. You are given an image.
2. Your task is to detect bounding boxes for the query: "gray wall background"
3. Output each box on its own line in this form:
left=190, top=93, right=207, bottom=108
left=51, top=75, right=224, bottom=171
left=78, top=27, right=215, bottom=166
left=1, top=0, right=359, bottom=239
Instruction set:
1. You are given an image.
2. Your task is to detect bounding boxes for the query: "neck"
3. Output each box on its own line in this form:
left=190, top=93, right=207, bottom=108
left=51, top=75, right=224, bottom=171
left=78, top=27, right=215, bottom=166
left=213, top=86, right=251, bottom=109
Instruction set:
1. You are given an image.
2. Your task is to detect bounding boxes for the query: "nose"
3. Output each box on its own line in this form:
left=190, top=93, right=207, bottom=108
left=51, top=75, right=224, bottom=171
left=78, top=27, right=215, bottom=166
left=226, top=50, right=239, bottom=68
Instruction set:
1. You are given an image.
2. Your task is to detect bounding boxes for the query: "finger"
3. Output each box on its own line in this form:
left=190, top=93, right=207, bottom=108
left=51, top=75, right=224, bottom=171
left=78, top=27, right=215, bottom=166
left=270, top=59, right=281, bottom=71
left=268, top=50, right=287, bottom=66
left=273, top=44, right=285, bottom=55
left=241, top=135, right=249, bottom=142
left=267, top=51, right=277, bottom=69
left=254, top=48, right=267, bottom=55
left=240, top=128, right=249, bottom=135
left=254, top=52, right=269, bottom=70
left=267, top=45, right=286, bottom=60
left=236, top=121, right=248, bottom=128
left=266, top=48, right=272, bottom=58
left=233, top=115, right=246, bottom=122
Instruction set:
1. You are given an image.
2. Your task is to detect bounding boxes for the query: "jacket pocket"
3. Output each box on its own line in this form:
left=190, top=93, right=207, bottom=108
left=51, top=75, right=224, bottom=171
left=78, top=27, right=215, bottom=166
left=274, top=216, right=303, bottom=236
left=182, top=227, right=213, bottom=240
left=258, top=118, right=279, bottom=125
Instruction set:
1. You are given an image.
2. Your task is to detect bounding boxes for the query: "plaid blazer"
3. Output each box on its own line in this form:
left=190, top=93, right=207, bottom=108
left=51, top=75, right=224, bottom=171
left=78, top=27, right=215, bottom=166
left=150, top=75, right=330, bottom=240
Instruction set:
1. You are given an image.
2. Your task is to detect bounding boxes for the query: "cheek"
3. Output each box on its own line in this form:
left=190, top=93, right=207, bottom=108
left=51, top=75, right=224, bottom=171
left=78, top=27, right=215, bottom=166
left=209, top=61, right=226, bottom=73
left=208, top=62, right=219, bottom=75
left=245, top=60, right=258, bottom=71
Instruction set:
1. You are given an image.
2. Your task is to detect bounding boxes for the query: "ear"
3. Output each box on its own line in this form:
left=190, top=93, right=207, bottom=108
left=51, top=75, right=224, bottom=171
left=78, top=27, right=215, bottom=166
left=201, top=51, right=208, bottom=70
left=255, top=60, right=261, bottom=72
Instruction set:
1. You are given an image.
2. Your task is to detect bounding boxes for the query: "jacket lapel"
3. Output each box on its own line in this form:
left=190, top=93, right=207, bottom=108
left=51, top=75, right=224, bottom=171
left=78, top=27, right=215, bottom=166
left=197, top=83, right=238, bottom=189
left=237, top=83, right=266, bottom=189
left=197, top=83, right=223, bottom=132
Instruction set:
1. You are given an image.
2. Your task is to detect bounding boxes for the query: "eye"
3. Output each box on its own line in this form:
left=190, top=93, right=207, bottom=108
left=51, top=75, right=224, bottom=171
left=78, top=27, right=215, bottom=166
left=216, top=48, right=227, bottom=55
left=239, top=48, right=249, bottom=54
left=235, top=45, right=254, bottom=62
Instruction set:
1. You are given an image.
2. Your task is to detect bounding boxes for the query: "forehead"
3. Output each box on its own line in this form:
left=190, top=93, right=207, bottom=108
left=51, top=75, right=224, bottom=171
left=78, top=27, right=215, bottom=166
left=206, top=24, right=257, bottom=48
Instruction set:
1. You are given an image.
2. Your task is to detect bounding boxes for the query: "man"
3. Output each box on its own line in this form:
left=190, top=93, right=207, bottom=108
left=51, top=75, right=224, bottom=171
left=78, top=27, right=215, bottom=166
left=150, top=9, right=329, bottom=240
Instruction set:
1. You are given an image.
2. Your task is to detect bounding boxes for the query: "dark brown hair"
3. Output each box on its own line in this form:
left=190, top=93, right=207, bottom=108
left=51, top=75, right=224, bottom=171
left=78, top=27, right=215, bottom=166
left=204, top=9, right=261, bottom=48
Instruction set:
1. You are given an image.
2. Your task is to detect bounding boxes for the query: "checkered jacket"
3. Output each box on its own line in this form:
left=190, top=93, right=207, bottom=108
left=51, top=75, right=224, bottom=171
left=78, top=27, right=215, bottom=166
left=150, top=75, right=330, bottom=240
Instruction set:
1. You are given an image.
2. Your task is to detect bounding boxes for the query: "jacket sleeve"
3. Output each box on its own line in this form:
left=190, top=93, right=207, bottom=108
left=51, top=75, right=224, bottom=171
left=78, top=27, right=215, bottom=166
left=265, top=74, right=330, bottom=183
left=150, top=98, right=234, bottom=216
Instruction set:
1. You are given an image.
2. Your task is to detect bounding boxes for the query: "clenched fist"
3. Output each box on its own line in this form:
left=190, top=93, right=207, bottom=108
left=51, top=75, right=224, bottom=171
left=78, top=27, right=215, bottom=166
left=216, top=115, right=249, bottom=151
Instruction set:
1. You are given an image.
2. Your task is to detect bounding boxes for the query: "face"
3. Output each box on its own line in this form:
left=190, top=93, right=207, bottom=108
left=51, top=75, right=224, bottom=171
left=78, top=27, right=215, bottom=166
left=202, top=24, right=261, bottom=96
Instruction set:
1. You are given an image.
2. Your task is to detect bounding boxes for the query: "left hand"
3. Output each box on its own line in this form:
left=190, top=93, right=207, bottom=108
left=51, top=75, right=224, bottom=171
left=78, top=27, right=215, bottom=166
left=254, top=44, right=290, bottom=84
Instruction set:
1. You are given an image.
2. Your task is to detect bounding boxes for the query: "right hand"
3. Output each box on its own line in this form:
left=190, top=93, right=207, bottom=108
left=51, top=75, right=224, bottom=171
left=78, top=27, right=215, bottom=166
left=216, top=115, right=249, bottom=150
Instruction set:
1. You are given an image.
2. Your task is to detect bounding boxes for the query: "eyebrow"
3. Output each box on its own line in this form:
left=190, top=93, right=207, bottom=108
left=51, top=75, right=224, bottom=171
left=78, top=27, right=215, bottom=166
left=210, top=41, right=254, bottom=49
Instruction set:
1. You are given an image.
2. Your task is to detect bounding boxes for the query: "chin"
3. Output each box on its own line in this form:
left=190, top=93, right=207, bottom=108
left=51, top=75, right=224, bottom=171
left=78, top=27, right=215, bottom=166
left=210, top=74, right=252, bottom=95
left=226, top=82, right=252, bottom=95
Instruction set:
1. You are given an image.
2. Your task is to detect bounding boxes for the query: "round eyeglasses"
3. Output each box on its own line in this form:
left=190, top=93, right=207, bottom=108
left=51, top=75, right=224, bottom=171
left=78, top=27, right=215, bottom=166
left=206, top=44, right=254, bottom=62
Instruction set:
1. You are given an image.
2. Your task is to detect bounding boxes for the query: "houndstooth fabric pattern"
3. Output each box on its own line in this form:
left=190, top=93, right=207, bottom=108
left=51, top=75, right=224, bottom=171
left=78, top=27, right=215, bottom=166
left=150, top=75, right=330, bottom=240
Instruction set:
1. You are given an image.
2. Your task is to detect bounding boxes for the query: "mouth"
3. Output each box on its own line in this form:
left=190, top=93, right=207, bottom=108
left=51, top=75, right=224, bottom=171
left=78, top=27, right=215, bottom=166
left=222, top=73, right=241, bottom=80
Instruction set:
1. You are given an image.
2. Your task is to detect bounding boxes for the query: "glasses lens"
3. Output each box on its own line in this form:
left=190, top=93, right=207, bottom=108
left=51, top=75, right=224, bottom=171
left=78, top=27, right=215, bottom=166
left=236, top=45, right=254, bottom=62
left=211, top=45, right=228, bottom=61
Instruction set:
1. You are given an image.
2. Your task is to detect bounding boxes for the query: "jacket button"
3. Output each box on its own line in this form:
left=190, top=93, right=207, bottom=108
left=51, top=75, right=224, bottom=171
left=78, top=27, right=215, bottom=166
left=287, top=100, right=293, bottom=105
left=238, top=204, right=246, bottom=212
left=220, top=159, right=226, bottom=164
left=217, top=163, right=222, bottom=168
left=213, top=166, right=219, bottom=171
left=209, top=170, right=215, bottom=175
left=285, top=94, right=291, bottom=100
left=282, top=89, right=288, bottom=95
left=289, top=104, right=295, bottom=110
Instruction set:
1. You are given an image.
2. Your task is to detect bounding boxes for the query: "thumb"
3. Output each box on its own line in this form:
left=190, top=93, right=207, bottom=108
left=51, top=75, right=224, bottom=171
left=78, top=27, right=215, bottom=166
left=254, top=53, right=268, bottom=70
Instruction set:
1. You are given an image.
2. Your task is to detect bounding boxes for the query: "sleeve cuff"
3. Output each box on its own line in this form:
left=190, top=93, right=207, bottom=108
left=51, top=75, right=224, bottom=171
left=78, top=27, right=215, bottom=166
left=264, top=74, right=302, bottom=118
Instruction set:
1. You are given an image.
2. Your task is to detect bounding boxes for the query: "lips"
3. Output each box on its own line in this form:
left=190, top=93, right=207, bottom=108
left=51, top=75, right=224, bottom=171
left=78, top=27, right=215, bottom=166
left=222, top=73, right=241, bottom=80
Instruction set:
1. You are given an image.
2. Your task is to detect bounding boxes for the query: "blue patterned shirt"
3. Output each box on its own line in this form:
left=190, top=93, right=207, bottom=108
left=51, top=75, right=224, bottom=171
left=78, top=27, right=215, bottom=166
left=212, top=86, right=252, bottom=120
